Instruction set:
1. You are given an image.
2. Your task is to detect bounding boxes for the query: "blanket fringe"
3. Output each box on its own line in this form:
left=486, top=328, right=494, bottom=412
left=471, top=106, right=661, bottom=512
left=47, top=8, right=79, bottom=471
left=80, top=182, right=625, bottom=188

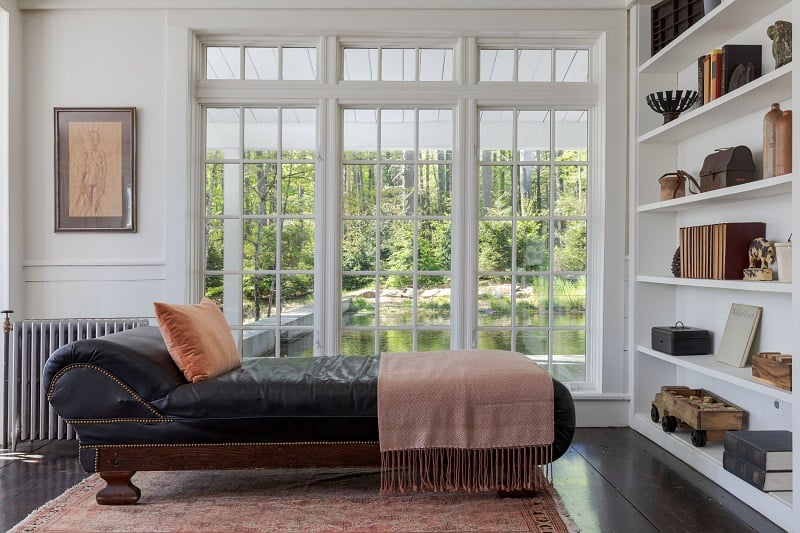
left=380, top=445, right=552, bottom=494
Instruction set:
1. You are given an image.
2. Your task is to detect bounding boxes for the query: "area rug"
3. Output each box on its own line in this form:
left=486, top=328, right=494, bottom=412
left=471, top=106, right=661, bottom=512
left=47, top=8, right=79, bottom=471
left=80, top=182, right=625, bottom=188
left=10, top=468, right=579, bottom=532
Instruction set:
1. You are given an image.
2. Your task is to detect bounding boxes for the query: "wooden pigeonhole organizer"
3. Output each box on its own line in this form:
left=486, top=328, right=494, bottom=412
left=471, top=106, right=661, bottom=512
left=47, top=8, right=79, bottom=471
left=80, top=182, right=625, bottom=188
left=650, top=386, right=746, bottom=447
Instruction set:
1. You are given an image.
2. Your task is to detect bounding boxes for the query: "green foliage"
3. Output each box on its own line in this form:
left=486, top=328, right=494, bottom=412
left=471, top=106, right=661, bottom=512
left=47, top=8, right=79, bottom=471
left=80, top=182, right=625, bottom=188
left=555, top=221, right=587, bottom=272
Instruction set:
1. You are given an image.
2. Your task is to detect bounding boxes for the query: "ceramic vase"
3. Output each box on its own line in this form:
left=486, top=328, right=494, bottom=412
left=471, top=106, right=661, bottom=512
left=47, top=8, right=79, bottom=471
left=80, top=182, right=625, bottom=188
left=763, top=103, right=782, bottom=178
left=775, top=110, right=792, bottom=175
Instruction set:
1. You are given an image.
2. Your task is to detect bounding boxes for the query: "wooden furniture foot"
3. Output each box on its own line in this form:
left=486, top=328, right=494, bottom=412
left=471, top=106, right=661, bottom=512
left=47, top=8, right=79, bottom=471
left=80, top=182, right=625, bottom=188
left=97, top=471, right=141, bottom=505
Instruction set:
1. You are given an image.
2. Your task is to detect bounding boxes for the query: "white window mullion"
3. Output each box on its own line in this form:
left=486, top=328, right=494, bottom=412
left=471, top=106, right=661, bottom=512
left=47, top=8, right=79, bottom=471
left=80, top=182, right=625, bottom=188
left=320, top=97, right=340, bottom=356
left=454, top=97, right=476, bottom=349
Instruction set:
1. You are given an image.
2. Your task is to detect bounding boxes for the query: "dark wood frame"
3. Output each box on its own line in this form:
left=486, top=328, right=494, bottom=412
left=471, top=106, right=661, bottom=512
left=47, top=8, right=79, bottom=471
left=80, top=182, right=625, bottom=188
left=54, top=107, right=136, bottom=232
left=87, top=442, right=382, bottom=504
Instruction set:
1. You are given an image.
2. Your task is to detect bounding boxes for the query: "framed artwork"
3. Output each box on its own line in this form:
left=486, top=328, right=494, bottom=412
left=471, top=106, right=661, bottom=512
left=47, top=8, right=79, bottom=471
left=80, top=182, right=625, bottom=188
left=54, top=107, right=136, bottom=232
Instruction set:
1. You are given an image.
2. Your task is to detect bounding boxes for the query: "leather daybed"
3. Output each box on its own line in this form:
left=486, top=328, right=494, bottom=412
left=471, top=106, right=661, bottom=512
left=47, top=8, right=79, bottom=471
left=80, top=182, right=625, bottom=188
left=43, top=326, right=576, bottom=504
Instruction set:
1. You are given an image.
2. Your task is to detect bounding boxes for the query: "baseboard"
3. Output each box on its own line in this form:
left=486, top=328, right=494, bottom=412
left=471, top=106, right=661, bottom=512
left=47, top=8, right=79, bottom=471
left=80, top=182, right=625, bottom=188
left=573, top=396, right=630, bottom=427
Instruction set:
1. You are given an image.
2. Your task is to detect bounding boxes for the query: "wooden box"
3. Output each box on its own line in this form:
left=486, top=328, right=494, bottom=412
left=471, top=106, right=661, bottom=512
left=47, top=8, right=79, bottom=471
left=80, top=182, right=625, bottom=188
left=752, top=352, right=792, bottom=391
left=651, top=0, right=704, bottom=56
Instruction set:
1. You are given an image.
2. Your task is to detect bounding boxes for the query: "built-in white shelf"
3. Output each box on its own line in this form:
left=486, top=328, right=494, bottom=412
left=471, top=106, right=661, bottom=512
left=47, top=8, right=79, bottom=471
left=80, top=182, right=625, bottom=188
left=632, top=0, right=797, bottom=528
left=639, top=174, right=793, bottom=213
left=639, top=0, right=792, bottom=74
left=630, top=414, right=793, bottom=530
left=636, top=275, right=793, bottom=293
left=637, top=346, right=793, bottom=403
left=639, top=65, right=792, bottom=143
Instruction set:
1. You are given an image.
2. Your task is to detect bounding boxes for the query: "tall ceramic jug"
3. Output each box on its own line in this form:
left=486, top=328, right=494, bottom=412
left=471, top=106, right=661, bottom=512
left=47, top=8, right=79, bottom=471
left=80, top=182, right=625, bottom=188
left=763, top=103, right=782, bottom=178
left=775, top=109, right=792, bottom=176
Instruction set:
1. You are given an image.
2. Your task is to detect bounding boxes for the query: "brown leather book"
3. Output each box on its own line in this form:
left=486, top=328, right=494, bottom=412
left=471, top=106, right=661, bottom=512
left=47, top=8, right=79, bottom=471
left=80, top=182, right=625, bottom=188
left=717, top=222, right=766, bottom=280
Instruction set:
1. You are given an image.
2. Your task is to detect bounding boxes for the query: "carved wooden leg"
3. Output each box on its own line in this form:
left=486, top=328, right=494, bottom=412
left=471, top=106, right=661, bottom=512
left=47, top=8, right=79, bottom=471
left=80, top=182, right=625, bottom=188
left=96, top=471, right=141, bottom=505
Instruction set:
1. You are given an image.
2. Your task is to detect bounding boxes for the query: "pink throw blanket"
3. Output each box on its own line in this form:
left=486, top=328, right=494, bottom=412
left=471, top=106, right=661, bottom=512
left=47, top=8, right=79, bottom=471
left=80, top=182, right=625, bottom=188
left=378, top=349, right=554, bottom=493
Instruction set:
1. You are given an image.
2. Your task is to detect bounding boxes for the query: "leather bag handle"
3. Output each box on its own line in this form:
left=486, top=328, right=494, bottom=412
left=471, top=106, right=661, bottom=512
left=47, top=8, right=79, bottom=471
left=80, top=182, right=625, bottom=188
left=659, top=170, right=700, bottom=198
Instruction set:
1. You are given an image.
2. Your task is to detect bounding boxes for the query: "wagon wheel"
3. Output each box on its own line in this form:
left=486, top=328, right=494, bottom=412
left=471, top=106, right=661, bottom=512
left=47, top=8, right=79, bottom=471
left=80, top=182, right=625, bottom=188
left=661, top=415, right=677, bottom=433
left=691, top=430, right=707, bottom=447
left=650, top=404, right=660, bottom=423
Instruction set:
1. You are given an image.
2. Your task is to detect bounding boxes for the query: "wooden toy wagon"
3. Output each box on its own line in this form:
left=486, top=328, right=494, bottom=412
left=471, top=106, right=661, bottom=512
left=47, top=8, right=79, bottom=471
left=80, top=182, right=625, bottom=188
left=651, top=386, right=746, bottom=447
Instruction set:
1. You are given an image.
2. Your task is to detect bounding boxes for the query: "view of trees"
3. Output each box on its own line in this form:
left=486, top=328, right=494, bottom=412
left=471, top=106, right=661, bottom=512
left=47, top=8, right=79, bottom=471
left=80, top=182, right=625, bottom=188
left=203, top=111, right=587, bottom=365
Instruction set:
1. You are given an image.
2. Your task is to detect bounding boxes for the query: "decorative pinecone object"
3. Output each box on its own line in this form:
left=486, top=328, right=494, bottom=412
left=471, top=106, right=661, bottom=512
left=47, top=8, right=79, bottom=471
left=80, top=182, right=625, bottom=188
left=671, top=247, right=681, bottom=277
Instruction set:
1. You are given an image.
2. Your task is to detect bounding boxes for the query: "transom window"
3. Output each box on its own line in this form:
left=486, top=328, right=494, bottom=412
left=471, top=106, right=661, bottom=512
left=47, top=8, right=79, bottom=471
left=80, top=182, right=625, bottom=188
left=479, top=48, right=589, bottom=82
left=342, top=47, right=454, bottom=81
left=205, top=45, right=318, bottom=80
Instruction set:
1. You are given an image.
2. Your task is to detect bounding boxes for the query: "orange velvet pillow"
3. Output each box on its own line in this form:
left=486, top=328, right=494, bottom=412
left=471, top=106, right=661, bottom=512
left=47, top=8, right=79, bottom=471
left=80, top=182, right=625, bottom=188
left=153, top=298, right=241, bottom=383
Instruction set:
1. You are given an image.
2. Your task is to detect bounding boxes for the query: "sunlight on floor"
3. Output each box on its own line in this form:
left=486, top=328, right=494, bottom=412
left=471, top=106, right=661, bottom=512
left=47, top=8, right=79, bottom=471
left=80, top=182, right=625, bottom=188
left=0, top=450, right=44, bottom=463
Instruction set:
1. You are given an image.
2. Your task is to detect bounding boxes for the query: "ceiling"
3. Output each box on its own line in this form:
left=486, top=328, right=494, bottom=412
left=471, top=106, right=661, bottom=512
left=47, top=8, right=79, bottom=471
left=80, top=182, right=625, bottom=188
left=17, top=0, right=634, bottom=10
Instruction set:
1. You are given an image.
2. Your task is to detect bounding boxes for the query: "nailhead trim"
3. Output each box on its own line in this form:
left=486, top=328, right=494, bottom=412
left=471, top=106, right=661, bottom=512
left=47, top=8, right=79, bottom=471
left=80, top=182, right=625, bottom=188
left=68, top=418, right=173, bottom=425
left=48, top=364, right=165, bottom=419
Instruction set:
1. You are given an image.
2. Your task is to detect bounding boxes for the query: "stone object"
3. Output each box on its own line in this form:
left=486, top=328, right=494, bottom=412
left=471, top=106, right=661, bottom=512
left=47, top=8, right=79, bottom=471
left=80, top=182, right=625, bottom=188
left=767, top=20, right=792, bottom=68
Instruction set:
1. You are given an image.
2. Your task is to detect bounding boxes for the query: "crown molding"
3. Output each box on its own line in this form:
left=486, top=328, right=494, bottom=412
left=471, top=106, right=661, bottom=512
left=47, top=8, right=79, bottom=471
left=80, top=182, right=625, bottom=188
left=17, top=0, right=629, bottom=10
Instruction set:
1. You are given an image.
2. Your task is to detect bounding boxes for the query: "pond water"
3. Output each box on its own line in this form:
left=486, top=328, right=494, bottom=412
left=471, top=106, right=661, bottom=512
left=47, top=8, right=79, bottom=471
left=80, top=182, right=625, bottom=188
left=273, top=299, right=586, bottom=383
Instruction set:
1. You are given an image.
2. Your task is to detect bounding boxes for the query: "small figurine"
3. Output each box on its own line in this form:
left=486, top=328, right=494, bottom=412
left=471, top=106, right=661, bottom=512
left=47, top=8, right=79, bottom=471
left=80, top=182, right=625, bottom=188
left=767, top=20, right=792, bottom=68
left=743, top=237, right=776, bottom=281
left=748, top=237, right=776, bottom=269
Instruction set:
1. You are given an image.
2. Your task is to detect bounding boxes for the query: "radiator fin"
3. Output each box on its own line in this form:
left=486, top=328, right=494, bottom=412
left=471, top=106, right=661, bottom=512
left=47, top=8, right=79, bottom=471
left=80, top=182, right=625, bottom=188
left=4, top=319, right=149, bottom=448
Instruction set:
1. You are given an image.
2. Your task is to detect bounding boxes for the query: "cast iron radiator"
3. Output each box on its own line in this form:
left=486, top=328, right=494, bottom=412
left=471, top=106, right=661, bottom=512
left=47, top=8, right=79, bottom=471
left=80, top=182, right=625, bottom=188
left=2, top=318, right=149, bottom=450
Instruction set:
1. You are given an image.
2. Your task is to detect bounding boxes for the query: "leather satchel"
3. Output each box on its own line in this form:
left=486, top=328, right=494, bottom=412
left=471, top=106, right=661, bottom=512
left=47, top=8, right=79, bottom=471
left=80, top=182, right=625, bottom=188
left=698, top=146, right=756, bottom=192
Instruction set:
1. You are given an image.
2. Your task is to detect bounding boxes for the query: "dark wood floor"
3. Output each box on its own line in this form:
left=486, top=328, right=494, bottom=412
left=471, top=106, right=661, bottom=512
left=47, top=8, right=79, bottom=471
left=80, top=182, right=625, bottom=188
left=0, top=428, right=786, bottom=532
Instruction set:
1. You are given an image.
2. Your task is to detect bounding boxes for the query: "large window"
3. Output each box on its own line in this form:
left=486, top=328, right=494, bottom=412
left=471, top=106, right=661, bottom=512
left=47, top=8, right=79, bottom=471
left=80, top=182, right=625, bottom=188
left=200, top=36, right=598, bottom=387
left=340, top=108, right=454, bottom=355
left=477, top=109, right=588, bottom=382
left=204, top=106, right=317, bottom=357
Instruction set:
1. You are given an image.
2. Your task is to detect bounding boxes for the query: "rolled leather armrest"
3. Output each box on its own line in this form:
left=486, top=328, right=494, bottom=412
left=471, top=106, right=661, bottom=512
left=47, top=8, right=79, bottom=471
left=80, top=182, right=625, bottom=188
left=44, top=326, right=185, bottom=420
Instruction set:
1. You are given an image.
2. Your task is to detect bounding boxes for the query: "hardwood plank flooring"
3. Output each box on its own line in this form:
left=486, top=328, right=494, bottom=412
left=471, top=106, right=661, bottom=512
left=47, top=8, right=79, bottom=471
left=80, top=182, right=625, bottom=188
left=0, top=428, right=787, bottom=532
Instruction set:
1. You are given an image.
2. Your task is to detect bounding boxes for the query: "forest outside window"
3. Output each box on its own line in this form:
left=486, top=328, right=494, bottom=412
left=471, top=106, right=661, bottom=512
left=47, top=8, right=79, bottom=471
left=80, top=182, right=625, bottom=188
left=199, top=35, right=600, bottom=389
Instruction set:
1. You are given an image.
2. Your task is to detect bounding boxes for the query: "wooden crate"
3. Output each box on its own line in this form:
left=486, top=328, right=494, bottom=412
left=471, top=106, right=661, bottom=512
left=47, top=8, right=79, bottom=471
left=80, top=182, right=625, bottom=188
left=752, top=352, right=792, bottom=391
left=651, top=386, right=746, bottom=446
left=651, top=0, right=705, bottom=56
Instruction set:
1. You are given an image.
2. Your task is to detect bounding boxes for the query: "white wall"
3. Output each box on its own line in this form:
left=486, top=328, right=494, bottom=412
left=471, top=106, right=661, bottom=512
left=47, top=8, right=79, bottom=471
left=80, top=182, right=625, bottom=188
left=1, top=0, right=22, bottom=321
left=22, top=10, right=167, bottom=318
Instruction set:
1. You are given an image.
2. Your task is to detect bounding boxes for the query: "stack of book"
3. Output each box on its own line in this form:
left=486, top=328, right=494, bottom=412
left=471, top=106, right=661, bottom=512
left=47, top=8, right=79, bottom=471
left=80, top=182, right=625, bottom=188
left=723, top=430, right=792, bottom=492
left=679, top=222, right=765, bottom=280
left=697, top=45, right=762, bottom=105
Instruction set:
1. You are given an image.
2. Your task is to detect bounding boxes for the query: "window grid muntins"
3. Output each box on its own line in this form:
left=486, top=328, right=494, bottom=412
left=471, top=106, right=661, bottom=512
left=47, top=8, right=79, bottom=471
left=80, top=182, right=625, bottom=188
left=199, top=36, right=598, bottom=385
left=205, top=45, right=318, bottom=81
left=204, top=106, right=318, bottom=358
left=479, top=47, right=589, bottom=82
left=342, top=47, right=454, bottom=82
left=477, top=108, right=588, bottom=382
left=341, top=108, right=454, bottom=355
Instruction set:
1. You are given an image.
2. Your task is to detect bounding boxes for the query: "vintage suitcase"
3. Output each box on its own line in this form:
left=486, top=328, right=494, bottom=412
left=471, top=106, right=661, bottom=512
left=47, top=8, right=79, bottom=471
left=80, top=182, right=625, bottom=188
left=698, top=145, right=756, bottom=192
left=651, top=321, right=711, bottom=355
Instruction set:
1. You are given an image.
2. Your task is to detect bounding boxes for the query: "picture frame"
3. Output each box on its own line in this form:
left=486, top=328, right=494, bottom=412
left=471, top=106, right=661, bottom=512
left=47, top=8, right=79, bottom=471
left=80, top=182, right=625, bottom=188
left=54, top=107, right=136, bottom=232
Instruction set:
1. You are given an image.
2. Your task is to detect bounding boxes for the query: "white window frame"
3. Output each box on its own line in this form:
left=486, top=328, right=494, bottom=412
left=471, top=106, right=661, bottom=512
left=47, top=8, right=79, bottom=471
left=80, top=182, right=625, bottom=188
left=184, top=26, right=617, bottom=391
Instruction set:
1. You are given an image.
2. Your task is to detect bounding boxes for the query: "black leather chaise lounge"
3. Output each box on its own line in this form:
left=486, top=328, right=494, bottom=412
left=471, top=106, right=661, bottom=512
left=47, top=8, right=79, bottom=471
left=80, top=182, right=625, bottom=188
left=43, top=326, right=576, bottom=504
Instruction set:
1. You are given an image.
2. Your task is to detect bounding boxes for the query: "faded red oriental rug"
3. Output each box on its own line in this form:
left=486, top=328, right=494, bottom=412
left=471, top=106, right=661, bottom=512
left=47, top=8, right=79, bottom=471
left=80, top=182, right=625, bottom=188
left=10, top=468, right=579, bottom=532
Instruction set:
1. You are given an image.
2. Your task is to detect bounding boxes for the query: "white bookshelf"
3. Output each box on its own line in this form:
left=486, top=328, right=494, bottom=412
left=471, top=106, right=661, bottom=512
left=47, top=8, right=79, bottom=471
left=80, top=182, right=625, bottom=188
left=629, top=0, right=796, bottom=530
